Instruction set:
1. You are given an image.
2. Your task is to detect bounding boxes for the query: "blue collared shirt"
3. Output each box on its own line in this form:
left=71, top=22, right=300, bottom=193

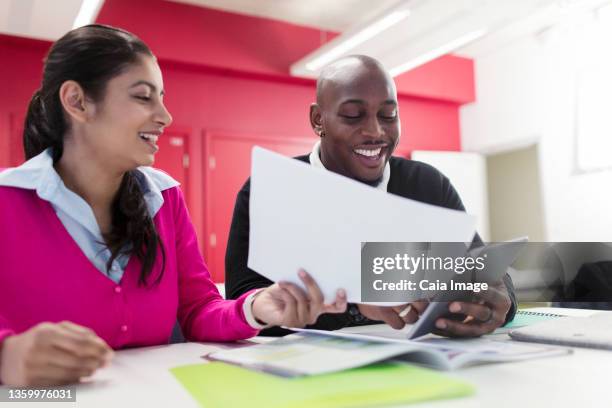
left=0, top=149, right=179, bottom=283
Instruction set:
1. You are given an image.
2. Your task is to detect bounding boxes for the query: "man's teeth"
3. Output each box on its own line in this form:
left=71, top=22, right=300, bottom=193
left=139, top=133, right=159, bottom=143
left=354, top=147, right=382, bottom=157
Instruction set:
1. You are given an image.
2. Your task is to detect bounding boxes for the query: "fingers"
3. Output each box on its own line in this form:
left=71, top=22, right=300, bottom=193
left=279, top=282, right=310, bottom=326
left=297, top=269, right=324, bottom=324
left=277, top=284, right=298, bottom=326
left=376, top=307, right=406, bottom=330
left=1, top=322, right=113, bottom=387
left=297, top=269, right=347, bottom=323
left=391, top=300, right=429, bottom=324
left=472, top=283, right=509, bottom=307
left=298, top=270, right=324, bottom=306
left=49, top=322, right=112, bottom=363
left=322, top=289, right=347, bottom=314
left=449, top=301, right=492, bottom=323
left=410, top=300, right=429, bottom=316
left=433, top=318, right=491, bottom=338
left=392, top=304, right=418, bottom=324
left=434, top=291, right=509, bottom=337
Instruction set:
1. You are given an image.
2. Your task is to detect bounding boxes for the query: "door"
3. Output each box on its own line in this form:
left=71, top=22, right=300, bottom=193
left=205, top=132, right=316, bottom=282
left=154, top=128, right=190, bottom=198
left=9, top=113, right=25, bottom=167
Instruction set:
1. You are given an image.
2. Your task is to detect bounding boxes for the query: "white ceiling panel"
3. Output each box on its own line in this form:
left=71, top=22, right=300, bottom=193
left=169, top=0, right=400, bottom=31
left=0, top=0, right=85, bottom=41
left=290, top=0, right=578, bottom=78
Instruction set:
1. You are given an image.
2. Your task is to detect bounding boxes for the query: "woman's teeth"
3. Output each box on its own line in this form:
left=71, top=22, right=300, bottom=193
left=354, top=147, right=382, bottom=157
left=139, top=133, right=159, bottom=143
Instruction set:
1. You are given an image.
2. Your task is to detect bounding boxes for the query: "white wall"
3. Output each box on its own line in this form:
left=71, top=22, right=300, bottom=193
left=460, top=7, right=612, bottom=241
left=412, top=151, right=490, bottom=241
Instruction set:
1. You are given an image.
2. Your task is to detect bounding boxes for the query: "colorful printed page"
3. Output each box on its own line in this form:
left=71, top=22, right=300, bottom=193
left=171, top=361, right=474, bottom=408
left=208, top=332, right=421, bottom=376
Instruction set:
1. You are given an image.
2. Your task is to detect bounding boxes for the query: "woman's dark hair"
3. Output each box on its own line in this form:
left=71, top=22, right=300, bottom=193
left=24, top=24, right=165, bottom=286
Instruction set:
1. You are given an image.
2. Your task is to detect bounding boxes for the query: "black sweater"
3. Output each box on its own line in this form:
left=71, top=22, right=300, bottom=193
left=225, top=154, right=517, bottom=335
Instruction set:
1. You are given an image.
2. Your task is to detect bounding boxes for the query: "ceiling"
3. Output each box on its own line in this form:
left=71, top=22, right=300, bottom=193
left=2, top=0, right=612, bottom=74
left=0, top=0, right=83, bottom=41
left=171, top=0, right=401, bottom=31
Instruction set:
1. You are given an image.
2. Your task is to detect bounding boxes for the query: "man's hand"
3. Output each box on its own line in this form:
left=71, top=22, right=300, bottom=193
left=356, top=302, right=426, bottom=329
left=429, top=281, right=511, bottom=337
left=358, top=281, right=511, bottom=337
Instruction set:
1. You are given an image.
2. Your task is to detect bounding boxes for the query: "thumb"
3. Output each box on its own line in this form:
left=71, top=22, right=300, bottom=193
left=377, top=308, right=406, bottom=330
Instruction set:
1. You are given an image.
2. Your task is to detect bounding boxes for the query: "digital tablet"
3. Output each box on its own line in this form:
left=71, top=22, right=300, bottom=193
left=406, top=237, right=528, bottom=339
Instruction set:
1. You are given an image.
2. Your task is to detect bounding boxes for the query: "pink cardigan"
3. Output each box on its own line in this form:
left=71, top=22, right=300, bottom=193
left=0, top=185, right=258, bottom=349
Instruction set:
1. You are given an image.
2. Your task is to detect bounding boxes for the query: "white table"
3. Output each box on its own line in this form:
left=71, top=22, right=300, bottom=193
left=3, top=308, right=610, bottom=407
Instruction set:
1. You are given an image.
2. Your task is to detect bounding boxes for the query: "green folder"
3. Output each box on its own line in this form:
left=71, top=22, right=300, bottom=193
left=171, top=362, right=474, bottom=408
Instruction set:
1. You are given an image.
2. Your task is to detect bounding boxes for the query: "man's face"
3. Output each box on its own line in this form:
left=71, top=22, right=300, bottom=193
left=312, top=64, right=400, bottom=183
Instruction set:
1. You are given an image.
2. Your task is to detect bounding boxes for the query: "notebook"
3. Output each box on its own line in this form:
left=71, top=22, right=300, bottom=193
left=170, top=361, right=474, bottom=408
left=509, top=312, right=612, bottom=350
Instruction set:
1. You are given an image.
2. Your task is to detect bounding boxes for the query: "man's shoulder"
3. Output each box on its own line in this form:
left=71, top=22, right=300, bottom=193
left=388, top=156, right=447, bottom=182
left=387, top=156, right=453, bottom=205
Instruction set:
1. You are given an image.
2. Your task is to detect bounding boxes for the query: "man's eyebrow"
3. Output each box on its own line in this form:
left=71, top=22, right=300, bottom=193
left=129, top=80, right=165, bottom=96
left=339, top=99, right=397, bottom=106
left=339, top=99, right=365, bottom=105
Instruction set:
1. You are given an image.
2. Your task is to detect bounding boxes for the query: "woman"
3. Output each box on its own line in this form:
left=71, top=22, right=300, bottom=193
left=0, top=24, right=346, bottom=386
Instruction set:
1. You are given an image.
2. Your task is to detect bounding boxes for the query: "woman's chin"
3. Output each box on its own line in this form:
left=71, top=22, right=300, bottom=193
left=137, top=154, right=155, bottom=168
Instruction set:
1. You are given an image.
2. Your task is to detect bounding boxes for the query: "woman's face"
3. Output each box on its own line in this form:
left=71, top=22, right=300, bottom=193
left=83, top=55, right=172, bottom=171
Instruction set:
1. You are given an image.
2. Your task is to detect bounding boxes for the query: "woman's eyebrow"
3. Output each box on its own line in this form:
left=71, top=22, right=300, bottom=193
left=129, top=80, right=165, bottom=95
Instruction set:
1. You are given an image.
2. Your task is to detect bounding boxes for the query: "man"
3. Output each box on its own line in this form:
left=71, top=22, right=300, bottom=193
left=226, top=55, right=516, bottom=336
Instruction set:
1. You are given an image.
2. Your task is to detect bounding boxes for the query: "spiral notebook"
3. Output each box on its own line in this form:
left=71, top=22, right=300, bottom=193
left=510, top=312, right=612, bottom=350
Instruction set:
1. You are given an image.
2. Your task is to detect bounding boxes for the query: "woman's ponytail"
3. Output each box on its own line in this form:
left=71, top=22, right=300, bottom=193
left=23, top=89, right=65, bottom=162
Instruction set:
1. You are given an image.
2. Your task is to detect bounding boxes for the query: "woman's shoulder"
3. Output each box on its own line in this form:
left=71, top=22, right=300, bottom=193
left=0, top=186, right=39, bottom=218
left=0, top=185, right=35, bottom=199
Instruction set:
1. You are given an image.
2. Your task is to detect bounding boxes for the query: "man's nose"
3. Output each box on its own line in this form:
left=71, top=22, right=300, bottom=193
left=362, top=115, right=384, bottom=139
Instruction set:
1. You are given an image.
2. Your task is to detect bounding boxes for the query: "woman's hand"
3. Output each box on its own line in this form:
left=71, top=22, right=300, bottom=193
left=252, top=269, right=347, bottom=328
left=0, top=321, right=113, bottom=386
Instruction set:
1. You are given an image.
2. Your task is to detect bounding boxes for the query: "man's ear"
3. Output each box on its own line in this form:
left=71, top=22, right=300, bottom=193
left=309, top=103, right=324, bottom=137
left=58, top=80, right=90, bottom=123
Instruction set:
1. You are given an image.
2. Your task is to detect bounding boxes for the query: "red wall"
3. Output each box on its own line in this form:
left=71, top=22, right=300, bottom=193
left=96, top=0, right=474, bottom=104
left=0, top=36, right=49, bottom=167
left=0, top=0, right=473, bottom=280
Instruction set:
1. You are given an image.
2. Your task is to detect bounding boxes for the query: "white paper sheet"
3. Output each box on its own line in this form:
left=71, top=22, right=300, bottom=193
left=247, top=147, right=476, bottom=304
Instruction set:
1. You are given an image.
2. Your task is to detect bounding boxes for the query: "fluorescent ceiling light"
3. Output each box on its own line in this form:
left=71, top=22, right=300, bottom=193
left=305, top=9, right=411, bottom=71
left=388, top=28, right=488, bottom=76
left=73, top=0, right=104, bottom=29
